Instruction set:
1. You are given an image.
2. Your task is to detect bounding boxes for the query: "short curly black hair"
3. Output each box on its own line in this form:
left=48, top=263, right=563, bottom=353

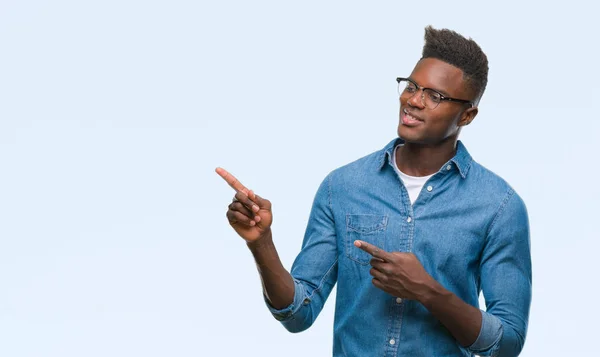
left=422, top=26, right=489, bottom=103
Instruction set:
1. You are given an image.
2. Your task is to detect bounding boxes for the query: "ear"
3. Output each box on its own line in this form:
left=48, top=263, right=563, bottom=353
left=459, top=106, right=478, bottom=127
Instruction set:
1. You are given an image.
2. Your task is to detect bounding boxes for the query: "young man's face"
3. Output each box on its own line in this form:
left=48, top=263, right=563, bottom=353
left=398, top=57, right=476, bottom=145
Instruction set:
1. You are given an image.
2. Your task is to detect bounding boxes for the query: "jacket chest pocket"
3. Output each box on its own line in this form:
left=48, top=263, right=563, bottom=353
left=345, top=214, right=388, bottom=265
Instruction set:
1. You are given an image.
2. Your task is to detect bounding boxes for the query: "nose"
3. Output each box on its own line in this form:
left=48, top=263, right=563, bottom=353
left=406, top=89, right=425, bottom=109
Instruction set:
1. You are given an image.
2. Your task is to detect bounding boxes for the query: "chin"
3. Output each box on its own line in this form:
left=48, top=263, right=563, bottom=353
left=397, top=125, right=431, bottom=145
left=397, top=125, right=416, bottom=142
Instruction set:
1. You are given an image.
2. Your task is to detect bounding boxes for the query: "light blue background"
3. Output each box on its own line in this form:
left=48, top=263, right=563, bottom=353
left=1, top=1, right=598, bottom=356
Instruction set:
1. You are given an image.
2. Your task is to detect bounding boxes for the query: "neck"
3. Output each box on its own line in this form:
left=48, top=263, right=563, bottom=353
left=396, top=137, right=458, bottom=177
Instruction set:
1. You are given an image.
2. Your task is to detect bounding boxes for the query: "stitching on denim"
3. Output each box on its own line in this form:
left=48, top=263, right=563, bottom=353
left=327, top=173, right=338, bottom=238
left=347, top=215, right=388, bottom=233
left=462, top=159, right=472, bottom=177
left=327, top=173, right=333, bottom=211
left=412, top=172, right=438, bottom=218
left=394, top=302, right=406, bottom=355
left=384, top=299, right=396, bottom=355
left=378, top=141, right=395, bottom=170
left=303, top=173, right=338, bottom=300
left=345, top=214, right=389, bottom=265
left=455, top=141, right=473, bottom=178
left=307, top=258, right=339, bottom=300
left=485, top=188, right=515, bottom=238
left=272, top=298, right=296, bottom=321
left=453, top=158, right=470, bottom=179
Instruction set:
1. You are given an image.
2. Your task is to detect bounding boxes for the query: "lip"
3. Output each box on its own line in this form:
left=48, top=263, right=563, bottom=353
left=401, top=108, right=424, bottom=126
left=402, top=108, right=423, bottom=121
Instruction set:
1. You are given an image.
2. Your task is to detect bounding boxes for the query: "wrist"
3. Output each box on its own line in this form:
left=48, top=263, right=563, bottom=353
left=418, top=279, right=450, bottom=308
left=246, top=229, right=273, bottom=251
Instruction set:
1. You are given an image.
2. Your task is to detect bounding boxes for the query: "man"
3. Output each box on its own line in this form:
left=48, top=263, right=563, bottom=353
left=216, top=26, right=531, bottom=357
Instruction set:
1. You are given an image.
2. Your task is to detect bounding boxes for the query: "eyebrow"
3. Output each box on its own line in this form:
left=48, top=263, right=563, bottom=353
left=407, top=77, right=452, bottom=97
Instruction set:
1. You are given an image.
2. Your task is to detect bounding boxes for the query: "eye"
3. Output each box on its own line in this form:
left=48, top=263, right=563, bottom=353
left=427, top=90, right=441, bottom=103
left=405, top=83, right=417, bottom=93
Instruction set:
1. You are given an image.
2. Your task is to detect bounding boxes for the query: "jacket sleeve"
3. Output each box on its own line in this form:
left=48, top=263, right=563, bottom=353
left=265, top=174, right=338, bottom=333
left=467, top=189, right=532, bottom=356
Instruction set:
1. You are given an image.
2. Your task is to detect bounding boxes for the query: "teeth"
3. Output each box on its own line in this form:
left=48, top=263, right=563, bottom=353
left=404, top=109, right=418, bottom=121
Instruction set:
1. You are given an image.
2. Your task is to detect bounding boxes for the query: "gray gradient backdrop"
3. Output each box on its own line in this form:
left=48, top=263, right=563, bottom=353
left=1, top=1, right=598, bottom=356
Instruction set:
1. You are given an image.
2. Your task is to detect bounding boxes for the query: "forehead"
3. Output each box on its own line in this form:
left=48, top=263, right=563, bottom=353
left=409, top=58, right=466, bottom=97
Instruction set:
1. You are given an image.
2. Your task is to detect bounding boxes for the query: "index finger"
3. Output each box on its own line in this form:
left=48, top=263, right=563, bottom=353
left=353, top=240, right=392, bottom=262
left=215, top=167, right=249, bottom=194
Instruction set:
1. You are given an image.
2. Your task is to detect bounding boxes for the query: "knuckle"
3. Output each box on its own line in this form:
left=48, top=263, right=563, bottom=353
left=235, top=202, right=249, bottom=212
left=226, top=212, right=235, bottom=223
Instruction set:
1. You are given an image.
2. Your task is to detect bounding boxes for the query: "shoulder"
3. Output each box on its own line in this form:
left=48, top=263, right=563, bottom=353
left=328, top=138, right=397, bottom=181
left=335, top=149, right=383, bottom=175
left=310, top=142, right=392, bottom=200
left=469, top=161, right=528, bottom=220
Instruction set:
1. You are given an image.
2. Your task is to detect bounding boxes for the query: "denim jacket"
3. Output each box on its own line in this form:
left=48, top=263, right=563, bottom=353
left=267, top=138, right=532, bottom=357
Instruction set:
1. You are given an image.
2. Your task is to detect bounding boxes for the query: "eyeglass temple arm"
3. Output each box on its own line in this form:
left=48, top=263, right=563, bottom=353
left=443, top=97, right=474, bottom=106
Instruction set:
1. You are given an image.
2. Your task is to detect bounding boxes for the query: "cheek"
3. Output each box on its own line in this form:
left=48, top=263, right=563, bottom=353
left=419, top=107, right=456, bottom=125
left=399, top=94, right=413, bottom=106
left=428, top=112, right=462, bottom=134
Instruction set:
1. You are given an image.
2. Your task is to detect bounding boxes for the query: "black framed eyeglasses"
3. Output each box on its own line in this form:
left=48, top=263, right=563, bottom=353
left=396, top=77, right=473, bottom=110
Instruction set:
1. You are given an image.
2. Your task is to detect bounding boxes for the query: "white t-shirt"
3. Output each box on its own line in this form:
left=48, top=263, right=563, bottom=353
left=391, top=145, right=434, bottom=205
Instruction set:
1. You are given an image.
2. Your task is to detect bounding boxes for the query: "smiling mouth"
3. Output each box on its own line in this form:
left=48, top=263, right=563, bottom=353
left=402, top=108, right=423, bottom=126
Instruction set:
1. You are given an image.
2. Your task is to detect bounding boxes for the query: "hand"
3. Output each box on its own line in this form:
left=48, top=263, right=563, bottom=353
left=354, top=240, right=438, bottom=302
left=216, top=167, right=273, bottom=243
